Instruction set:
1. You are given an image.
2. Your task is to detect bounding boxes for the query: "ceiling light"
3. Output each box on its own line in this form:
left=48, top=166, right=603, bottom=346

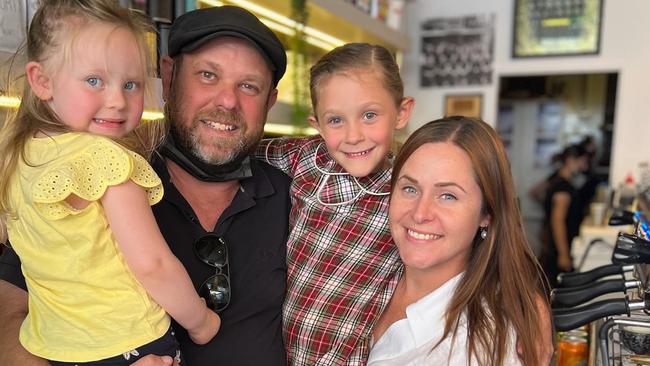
left=0, top=95, right=21, bottom=108
left=259, top=18, right=336, bottom=51
left=0, top=95, right=164, bottom=121
left=141, top=110, right=165, bottom=121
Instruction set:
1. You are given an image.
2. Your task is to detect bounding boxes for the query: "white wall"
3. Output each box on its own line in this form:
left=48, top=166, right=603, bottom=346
left=401, top=0, right=650, bottom=185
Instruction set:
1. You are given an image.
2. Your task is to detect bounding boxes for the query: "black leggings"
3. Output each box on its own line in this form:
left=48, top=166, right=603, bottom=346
left=49, top=326, right=180, bottom=366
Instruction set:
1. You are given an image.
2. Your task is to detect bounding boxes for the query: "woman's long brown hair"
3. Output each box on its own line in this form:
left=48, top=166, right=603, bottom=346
left=391, top=116, right=549, bottom=365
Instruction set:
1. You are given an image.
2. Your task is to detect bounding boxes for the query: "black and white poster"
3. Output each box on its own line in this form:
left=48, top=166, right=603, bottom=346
left=420, top=14, right=495, bottom=87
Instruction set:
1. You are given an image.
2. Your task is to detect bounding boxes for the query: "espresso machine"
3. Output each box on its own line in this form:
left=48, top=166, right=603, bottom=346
left=551, top=193, right=650, bottom=365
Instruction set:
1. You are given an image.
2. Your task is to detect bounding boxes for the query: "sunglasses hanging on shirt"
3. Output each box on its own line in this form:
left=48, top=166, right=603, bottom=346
left=193, top=234, right=231, bottom=313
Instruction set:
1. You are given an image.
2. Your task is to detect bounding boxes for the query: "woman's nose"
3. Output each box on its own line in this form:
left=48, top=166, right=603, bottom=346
left=411, top=196, right=436, bottom=223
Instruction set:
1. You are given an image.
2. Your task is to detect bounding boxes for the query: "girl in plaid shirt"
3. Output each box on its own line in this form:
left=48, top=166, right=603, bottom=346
left=256, top=43, right=414, bottom=365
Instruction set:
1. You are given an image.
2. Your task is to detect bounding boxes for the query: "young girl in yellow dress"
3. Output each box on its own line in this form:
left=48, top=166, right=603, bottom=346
left=0, top=1, right=219, bottom=364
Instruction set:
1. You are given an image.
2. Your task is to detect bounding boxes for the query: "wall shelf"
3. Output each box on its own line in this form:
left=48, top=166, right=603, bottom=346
left=216, top=0, right=409, bottom=53
left=310, top=0, right=409, bottom=52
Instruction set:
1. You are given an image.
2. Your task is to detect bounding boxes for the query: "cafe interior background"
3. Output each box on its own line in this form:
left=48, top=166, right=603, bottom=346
left=1, top=0, right=649, bottom=260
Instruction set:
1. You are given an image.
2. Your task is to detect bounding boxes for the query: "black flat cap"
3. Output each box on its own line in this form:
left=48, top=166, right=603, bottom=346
left=168, top=5, right=287, bottom=86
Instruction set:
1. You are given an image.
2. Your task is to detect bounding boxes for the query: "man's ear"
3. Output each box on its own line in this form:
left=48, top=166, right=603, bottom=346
left=25, top=61, right=53, bottom=101
left=160, top=55, right=174, bottom=100
left=266, top=88, right=278, bottom=111
left=395, top=96, right=415, bottom=130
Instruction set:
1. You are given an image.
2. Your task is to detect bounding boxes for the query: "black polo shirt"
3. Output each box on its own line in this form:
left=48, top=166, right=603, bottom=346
left=0, top=157, right=291, bottom=366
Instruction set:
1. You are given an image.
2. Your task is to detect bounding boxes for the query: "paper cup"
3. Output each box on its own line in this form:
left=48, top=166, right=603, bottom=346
left=590, top=202, right=606, bottom=226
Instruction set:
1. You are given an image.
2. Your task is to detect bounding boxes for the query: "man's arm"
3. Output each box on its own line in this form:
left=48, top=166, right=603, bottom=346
left=0, top=280, right=48, bottom=365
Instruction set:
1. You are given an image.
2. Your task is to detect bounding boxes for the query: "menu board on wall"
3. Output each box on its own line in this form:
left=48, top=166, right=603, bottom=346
left=513, top=0, right=603, bottom=57
left=0, top=0, right=27, bottom=53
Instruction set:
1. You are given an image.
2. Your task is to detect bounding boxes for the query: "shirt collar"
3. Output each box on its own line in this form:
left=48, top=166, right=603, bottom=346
left=312, top=136, right=393, bottom=193
left=152, top=154, right=276, bottom=206
left=405, top=272, right=465, bottom=348
left=239, top=159, right=275, bottom=198
left=368, top=272, right=465, bottom=364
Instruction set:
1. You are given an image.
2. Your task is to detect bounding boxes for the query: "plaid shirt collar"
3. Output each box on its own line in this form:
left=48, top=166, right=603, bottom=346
left=310, top=139, right=393, bottom=196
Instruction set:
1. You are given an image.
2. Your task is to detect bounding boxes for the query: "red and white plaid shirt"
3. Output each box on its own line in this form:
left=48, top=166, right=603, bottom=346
left=256, top=136, right=402, bottom=365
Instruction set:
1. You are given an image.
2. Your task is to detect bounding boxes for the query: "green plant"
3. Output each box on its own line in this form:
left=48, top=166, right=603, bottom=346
left=290, top=0, right=310, bottom=128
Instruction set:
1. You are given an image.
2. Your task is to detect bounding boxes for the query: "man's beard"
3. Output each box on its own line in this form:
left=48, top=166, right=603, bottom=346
left=166, top=94, right=263, bottom=167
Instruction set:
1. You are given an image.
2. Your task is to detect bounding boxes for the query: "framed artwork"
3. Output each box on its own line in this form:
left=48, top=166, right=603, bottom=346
left=444, top=94, right=482, bottom=119
left=420, top=14, right=495, bottom=87
left=513, top=0, right=603, bottom=57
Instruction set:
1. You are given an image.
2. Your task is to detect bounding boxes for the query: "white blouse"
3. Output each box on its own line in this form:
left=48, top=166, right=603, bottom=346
left=367, top=273, right=522, bottom=366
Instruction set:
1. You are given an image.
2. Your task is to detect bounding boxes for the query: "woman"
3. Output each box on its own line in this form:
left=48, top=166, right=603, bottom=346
left=368, top=116, right=549, bottom=365
left=541, top=144, right=589, bottom=287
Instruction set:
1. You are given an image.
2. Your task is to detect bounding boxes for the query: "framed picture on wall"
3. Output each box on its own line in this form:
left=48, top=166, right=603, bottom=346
left=420, top=14, right=495, bottom=87
left=444, top=94, right=482, bottom=119
left=513, top=0, right=603, bottom=57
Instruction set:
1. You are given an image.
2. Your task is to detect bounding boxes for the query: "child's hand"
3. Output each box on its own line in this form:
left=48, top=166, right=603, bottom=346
left=130, top=354, right=177, bottom=366
left=187, top=307, right=221, bottom=345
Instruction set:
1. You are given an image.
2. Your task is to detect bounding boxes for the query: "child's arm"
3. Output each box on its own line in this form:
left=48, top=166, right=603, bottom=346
left=254, top=136, right=313, bottom=177
left=101, top=180, right=220, bottom=344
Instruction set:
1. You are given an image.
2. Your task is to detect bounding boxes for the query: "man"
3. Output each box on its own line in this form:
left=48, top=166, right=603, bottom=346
left=0, top=6, right=290, bottom=366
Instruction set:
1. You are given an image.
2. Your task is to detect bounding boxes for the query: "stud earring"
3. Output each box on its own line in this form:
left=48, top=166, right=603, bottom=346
left=480, top=227, right=488, bottom=239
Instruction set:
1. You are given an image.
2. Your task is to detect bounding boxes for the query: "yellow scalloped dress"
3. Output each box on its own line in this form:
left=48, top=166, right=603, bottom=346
left=6, top=132, right=170, bottom=362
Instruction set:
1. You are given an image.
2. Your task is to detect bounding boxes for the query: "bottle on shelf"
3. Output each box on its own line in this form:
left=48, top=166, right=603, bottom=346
left=614, top=173, right=637, bottom=210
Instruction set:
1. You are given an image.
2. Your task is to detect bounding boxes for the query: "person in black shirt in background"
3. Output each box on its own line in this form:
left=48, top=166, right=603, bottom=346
left=574, top=135, right=603, bottom=226
left=540, top=144, right=590, bottom=287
